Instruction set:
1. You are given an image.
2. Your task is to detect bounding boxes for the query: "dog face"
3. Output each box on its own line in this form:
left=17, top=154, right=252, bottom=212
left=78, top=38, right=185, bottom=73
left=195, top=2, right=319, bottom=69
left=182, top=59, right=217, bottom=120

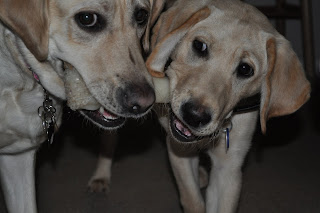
left=0, top=0, right=165, bottom=129
left=148, top=0, right=310, bottom=143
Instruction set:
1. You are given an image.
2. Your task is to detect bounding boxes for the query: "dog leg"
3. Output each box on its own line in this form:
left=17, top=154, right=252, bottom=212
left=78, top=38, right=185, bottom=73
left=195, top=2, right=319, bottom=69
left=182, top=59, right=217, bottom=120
left=0, top=149, right=37, bottom=213
left=88, top=131, right=117, bottom=193
left=206, top=112, right=258, bottom=213
left=167, top=136, right=205, bottom=213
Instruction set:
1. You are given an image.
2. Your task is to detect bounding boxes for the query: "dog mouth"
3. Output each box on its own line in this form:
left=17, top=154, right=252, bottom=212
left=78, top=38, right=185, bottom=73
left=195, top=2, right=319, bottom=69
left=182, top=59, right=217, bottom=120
left=80, top=106, right=126, bottom=129
left=170, top=112, right=204, bottom=143
left=62, top=62, right=126, bottom=129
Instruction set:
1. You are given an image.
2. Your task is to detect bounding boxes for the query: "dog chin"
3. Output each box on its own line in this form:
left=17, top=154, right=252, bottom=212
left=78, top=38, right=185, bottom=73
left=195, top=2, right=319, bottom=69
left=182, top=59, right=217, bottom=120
left=80, top=106, right=126, bottom=129
left=169, top=112, right=206, bottom=143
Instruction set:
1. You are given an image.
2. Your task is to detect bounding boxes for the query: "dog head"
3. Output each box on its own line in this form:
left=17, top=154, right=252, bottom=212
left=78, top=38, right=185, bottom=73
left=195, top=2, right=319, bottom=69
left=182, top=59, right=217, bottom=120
left=0, top=0, right=165, bottom=129
left=147, top=0, right=311, bottom=143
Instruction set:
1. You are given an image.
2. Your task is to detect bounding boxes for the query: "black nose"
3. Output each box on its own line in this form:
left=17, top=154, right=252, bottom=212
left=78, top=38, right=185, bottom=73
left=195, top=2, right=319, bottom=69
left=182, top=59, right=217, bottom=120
left=181, top=101, right=212, bottom=128
left=118, top=83, right=155, bottom=115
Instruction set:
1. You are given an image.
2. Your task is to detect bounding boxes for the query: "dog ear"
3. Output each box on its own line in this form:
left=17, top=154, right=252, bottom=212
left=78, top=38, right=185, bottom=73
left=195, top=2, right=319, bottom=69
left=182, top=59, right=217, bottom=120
left=142, top=0, right=166, bottom=53
left=0, top=0, right=49, bottom=61
left=146, top=7, right=210, bottom=77
left=260, top=38, right=311, bottom=133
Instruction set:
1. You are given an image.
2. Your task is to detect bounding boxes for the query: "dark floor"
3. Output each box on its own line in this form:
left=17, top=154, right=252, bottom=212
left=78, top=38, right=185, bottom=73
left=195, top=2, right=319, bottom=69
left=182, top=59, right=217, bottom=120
left=0, top=85, right=320, bottom=213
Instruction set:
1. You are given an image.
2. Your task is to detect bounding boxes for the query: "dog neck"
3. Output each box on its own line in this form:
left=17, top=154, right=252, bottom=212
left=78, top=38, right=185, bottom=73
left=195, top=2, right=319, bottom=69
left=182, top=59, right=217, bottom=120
left=4, top=28, right=58, bottom=144
left=26, top=65, right=58, bottom=144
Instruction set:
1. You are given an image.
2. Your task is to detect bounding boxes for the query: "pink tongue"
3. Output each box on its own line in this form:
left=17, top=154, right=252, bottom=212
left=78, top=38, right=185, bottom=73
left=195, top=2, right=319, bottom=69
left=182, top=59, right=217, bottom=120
left=174, top=119, right=192, bottom=137
left=101, top=109, right=118, bottom=120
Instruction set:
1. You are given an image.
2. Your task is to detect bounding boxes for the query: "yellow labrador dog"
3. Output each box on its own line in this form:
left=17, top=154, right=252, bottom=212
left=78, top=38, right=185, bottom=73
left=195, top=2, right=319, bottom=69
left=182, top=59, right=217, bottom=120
left=0, top=0, right=165, bottom=212
left=146, top=0, right=311, bottom=212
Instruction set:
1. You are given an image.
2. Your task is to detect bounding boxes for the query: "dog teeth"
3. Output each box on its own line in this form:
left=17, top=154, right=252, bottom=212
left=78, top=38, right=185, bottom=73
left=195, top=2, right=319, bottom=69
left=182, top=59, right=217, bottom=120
left=174, top=119, right=192, bottom=137
left=99, top=107, right=118, bottom=120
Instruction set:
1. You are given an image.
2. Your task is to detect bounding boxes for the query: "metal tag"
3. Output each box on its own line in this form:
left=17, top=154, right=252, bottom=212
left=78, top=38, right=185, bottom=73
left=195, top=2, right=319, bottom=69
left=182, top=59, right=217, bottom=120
left=38, top=90, right=57, bottom=144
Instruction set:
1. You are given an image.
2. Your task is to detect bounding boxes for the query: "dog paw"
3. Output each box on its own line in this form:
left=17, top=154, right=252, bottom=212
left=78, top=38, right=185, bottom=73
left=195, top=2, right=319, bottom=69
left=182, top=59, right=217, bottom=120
left=87, top=178, right=111, bottom=193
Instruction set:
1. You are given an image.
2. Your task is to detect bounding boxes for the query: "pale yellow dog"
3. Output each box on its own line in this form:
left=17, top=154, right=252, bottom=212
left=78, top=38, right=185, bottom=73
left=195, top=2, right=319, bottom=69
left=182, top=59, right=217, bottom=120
left=88, top=0, right=310, bottom=212
left=0, top=0, right=165, bottom=212
left=146, top=0, right=311, bottom=212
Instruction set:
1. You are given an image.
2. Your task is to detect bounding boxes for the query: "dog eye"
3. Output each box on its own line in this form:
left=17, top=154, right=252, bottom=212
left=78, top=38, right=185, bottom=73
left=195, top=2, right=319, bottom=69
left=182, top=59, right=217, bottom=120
left=134, top=9, right=149, bottom=26
left=192, top=40, right=208, bottom=57
left=75, top=12, right=105, bottom=32
left=78, top=13, right=97, bottom=26
left=237, top=62, right=254, bottom=78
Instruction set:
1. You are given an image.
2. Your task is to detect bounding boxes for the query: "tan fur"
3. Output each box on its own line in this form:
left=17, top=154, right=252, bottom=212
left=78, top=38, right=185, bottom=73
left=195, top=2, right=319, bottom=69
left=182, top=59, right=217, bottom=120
left=260, top=38, right=311, bottom=133
left=145, top=0, right=311, bottom=212
left=0, top=0, right=49, bottom=61
left=0, top=0, right=165, bottom=212
left=146, top=6, right=211, bottom=78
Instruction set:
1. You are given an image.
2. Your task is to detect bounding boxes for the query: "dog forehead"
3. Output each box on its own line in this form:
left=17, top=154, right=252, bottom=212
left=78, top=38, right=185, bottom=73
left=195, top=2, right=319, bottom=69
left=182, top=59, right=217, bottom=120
left=184, top=9, right=268, bottom=65
left=53, top=0, right=149, bottom=16
left=211, top=1, right=275, bottom=34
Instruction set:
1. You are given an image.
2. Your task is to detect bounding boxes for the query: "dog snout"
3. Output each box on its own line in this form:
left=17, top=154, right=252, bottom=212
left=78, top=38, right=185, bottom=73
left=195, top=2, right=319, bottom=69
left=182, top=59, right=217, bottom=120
left=118, top=83, right=155, bottom=115
left=181, top=101, right=212, bottom=128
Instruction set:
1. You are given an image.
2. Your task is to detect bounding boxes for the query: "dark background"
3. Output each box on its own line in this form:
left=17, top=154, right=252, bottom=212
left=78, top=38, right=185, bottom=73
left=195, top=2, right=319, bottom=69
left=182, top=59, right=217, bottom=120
left=0, top=0, right=319, bottom=212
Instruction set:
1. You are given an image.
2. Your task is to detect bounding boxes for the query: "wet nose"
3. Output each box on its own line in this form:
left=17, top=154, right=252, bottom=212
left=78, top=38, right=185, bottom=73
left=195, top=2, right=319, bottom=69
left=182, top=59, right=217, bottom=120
left=118, top=83, right=155, bottom=115
left=181, top=101, right=212, bottom=128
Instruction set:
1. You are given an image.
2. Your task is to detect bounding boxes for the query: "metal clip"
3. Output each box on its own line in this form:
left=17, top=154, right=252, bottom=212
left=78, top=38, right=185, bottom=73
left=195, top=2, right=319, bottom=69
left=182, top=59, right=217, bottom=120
left=223, top=122, right=233, bottom=153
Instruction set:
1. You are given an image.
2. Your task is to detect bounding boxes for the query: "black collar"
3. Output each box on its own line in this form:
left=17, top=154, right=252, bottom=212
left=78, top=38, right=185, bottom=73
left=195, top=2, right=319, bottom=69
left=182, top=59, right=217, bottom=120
left=233, top=93, right=260, bottom=114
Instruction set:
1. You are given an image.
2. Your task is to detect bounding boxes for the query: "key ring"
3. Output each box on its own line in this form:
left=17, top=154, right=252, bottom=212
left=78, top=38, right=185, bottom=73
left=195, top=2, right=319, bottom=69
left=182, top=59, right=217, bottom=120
left=38, top=88, right=57, bottom=144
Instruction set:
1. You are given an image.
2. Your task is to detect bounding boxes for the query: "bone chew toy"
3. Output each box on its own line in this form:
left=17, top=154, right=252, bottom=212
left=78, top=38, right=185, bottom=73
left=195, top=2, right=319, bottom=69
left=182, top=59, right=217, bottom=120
left=64, top=62, right=170, bottom=107
left=153, top=77, right=170, bottom=104
left=63, top=62, right=100, bottom=111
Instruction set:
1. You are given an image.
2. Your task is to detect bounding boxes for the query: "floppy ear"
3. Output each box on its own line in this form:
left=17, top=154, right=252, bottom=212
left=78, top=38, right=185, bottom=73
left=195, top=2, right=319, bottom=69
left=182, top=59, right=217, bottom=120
left=0, top=0, right=49, bottom=61
left=146, top=7, right=210, bottom=77
left=260, top=38, right=311, bottom=133
left=142, top=0, right=166, bottom=53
